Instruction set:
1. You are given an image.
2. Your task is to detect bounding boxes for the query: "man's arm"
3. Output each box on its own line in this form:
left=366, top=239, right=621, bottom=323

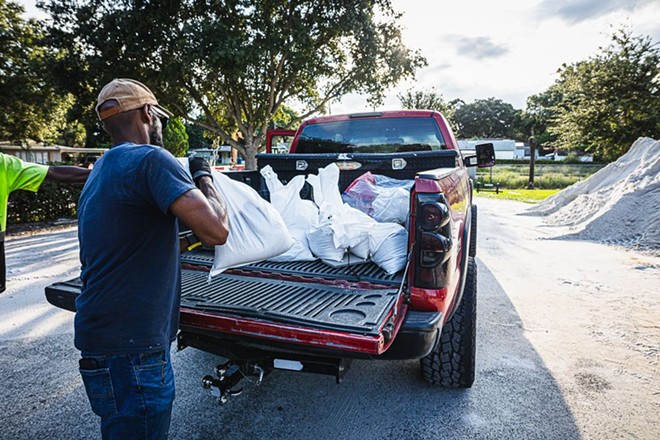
left=170, top=176, right=229, bottom=247
left=46, top=166, right=91, bottom=184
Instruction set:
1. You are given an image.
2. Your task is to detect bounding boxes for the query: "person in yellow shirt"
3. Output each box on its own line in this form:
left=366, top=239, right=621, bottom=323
left=0, top=153, right=90, bottom=292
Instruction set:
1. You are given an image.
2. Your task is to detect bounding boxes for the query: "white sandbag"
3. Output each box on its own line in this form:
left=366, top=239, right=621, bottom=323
left=308, top=163, right=344, bottom=219
left=177, top=159, right=295, bottom=276
left=329, top=207, right=375, bottom=259
left=307, top=224, right=345, bottom=262
left=369, top=223, right=408, bottom=275
left=210, top=170, right=295, bottom=274
left=260, top=166, right=318, bottom=262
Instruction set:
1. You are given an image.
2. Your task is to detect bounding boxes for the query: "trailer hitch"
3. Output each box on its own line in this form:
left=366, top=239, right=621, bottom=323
left=201, top=361, right=265, bottom=404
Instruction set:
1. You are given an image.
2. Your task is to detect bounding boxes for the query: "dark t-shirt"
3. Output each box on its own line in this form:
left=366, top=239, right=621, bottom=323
left=75, top=143, right=196, bottom=354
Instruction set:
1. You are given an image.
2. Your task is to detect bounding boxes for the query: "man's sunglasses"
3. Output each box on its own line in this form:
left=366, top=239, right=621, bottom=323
left=150, top=106, right=169, bottom=130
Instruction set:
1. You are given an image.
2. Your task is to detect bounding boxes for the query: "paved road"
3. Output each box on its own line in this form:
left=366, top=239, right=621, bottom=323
left=0, top=199, right=657, bottom=439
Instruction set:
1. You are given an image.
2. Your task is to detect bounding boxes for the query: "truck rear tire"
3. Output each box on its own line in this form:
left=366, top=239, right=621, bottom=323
left=420, top=256, right=476, bottom=388
left=469, top=205, right=477, bottom=257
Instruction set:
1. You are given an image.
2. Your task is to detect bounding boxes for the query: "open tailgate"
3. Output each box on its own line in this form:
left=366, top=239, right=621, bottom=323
left=45, top=268, right=403, bottom=355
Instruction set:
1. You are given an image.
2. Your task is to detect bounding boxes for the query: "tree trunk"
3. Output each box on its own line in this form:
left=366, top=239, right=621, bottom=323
left=243, top=135, right=261, bottom=170
left=528, top=130, right=537, bottom=189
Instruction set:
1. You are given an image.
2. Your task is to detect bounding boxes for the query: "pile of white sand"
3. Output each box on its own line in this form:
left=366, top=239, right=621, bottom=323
left=526, top=137, right=659, bottom=251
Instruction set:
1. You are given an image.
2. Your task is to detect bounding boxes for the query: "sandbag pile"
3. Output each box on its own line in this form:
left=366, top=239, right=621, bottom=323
left=262, top=164, right=411, bottom=274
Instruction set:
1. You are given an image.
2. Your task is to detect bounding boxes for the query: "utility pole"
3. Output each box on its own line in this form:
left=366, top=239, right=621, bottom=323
left=528, top=127, right=537, bottom=189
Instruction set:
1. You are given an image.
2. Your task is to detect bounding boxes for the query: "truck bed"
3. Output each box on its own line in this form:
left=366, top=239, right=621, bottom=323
left=45, top=250, right=404, bottom=337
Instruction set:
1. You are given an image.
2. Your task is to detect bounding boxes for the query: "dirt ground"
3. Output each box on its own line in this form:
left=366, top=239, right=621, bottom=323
left=477, top=197, right=659, bottom=439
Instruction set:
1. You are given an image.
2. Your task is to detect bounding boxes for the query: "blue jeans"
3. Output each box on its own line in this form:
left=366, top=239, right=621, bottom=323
left=79, top=348, right=175, bottom=440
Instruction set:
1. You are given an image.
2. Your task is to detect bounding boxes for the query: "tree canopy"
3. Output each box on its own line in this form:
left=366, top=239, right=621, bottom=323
left=162, top=117, right=190, bottom=158
left=42, top=0, right=426, bottom=169
left=0, top=0, right=74, bottom=144
left=397, top=88, right=462, bottom=134
left=453, top=98, right=517, bottom=139
left=548, top=28, right=660, bottom=161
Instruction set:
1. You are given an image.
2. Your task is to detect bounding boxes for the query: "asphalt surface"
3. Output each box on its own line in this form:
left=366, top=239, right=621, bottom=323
left=0, top=198, right=657, bottom=439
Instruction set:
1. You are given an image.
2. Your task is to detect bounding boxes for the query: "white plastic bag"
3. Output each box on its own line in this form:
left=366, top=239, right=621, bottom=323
left=342, top=172, right=413, bottom=224
left=372, top=186, right=412, bottom=224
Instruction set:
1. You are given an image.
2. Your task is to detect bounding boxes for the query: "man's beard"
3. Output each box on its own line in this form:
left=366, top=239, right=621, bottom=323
left=149, top=122, right=164, bottom=147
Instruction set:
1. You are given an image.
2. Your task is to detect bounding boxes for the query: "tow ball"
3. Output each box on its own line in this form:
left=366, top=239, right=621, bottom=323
left=202, top=361, right=265, bottom=404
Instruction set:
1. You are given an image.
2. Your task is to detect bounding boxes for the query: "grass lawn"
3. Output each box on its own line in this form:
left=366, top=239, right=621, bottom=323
left=474, top=188, right=560, bottom=203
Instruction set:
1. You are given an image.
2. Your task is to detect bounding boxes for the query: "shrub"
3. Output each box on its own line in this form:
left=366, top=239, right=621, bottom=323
left=7, top=181, right=83, bottom=226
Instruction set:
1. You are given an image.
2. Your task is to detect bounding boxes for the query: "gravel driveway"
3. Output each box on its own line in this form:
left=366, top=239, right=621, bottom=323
left=0, top=198, right=657, bottom=439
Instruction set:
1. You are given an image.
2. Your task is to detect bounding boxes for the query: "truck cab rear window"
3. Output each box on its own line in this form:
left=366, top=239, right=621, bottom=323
left=296, top=117, right=447, bottom=153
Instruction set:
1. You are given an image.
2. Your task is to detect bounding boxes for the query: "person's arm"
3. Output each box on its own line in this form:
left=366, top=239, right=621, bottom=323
left=169, top=158, right=229, bottom=246
left=45, top=166, right=91, bottom=184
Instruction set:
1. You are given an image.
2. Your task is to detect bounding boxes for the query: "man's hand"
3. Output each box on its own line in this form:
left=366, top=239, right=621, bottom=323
left=188, top=157, right=212, bottom=187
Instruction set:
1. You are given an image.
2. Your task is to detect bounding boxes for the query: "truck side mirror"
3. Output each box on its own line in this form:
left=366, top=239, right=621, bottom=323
left=475, top=143, right=496, bottom=167
left=464, top=143, right=496, bottom=168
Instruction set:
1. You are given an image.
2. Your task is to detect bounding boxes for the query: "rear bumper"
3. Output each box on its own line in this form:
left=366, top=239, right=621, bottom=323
left=178, top=309, right=442, bottom=362
left=377, top=311, right=442, bottom=360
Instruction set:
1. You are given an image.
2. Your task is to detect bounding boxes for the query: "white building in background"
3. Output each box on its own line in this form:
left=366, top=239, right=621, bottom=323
left=457, top=139, right=541, bottom=160
left=457, top=139, right=517, bottom=160
left=0, top=142, right=108, bottom=164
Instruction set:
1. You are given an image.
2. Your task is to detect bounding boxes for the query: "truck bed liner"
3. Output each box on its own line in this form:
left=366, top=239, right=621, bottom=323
left=181, top=250, right=403, bottom=286
left=44, top=269, right=399, bottom=336
left=181, top=269, right=398, bottom=335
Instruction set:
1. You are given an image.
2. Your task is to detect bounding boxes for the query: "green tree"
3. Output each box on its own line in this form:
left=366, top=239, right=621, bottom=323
left=271, top=104, right=299, bottom=130
left=453, top=98, right=517, bottom=138
left=59, top=120, right=87, bottom=147
left=43, top=0, right=426, bottom=169
left=186, top=121, right=213, bottom=151
left=397, top=88, right=462, bottom=134
left=548, top=27, right=660, bottom=161
left=513, top=90, right=561, bottom=152
left=162, top=117, right=189, bottom=157
left=0, top=0, right=73, bottom=143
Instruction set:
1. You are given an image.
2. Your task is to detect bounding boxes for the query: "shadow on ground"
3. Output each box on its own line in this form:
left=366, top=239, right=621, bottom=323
left=0, top=260, right=581, bottom=440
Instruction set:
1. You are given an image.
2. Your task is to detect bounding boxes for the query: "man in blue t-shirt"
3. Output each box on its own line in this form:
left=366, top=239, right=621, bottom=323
left=76, top=78, right=229, bottom=439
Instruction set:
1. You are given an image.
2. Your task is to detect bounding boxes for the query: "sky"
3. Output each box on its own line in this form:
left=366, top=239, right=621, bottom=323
left=18, top=0, right=660, bottom=114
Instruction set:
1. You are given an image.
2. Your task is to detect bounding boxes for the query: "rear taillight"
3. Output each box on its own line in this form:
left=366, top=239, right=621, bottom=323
left=414, top=194, right=453, bottom=288
left=418, top=202, right=449, bottom=231
left=419, top=232, right=451, bottom=267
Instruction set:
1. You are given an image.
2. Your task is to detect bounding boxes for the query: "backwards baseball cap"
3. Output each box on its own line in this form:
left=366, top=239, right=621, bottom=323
left=95, top=78, right=173, bottom=121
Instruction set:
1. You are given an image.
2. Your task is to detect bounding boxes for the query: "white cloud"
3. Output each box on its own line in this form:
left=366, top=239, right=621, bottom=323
left=448, top=35, right=510, bottom=60
left=333, top=0, right=660, bottom=114
left=536, top=0, right=658, bottom=24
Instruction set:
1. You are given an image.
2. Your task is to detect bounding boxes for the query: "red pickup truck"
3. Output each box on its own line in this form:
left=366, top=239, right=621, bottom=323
left=46, top=110, right=494, bottom=402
